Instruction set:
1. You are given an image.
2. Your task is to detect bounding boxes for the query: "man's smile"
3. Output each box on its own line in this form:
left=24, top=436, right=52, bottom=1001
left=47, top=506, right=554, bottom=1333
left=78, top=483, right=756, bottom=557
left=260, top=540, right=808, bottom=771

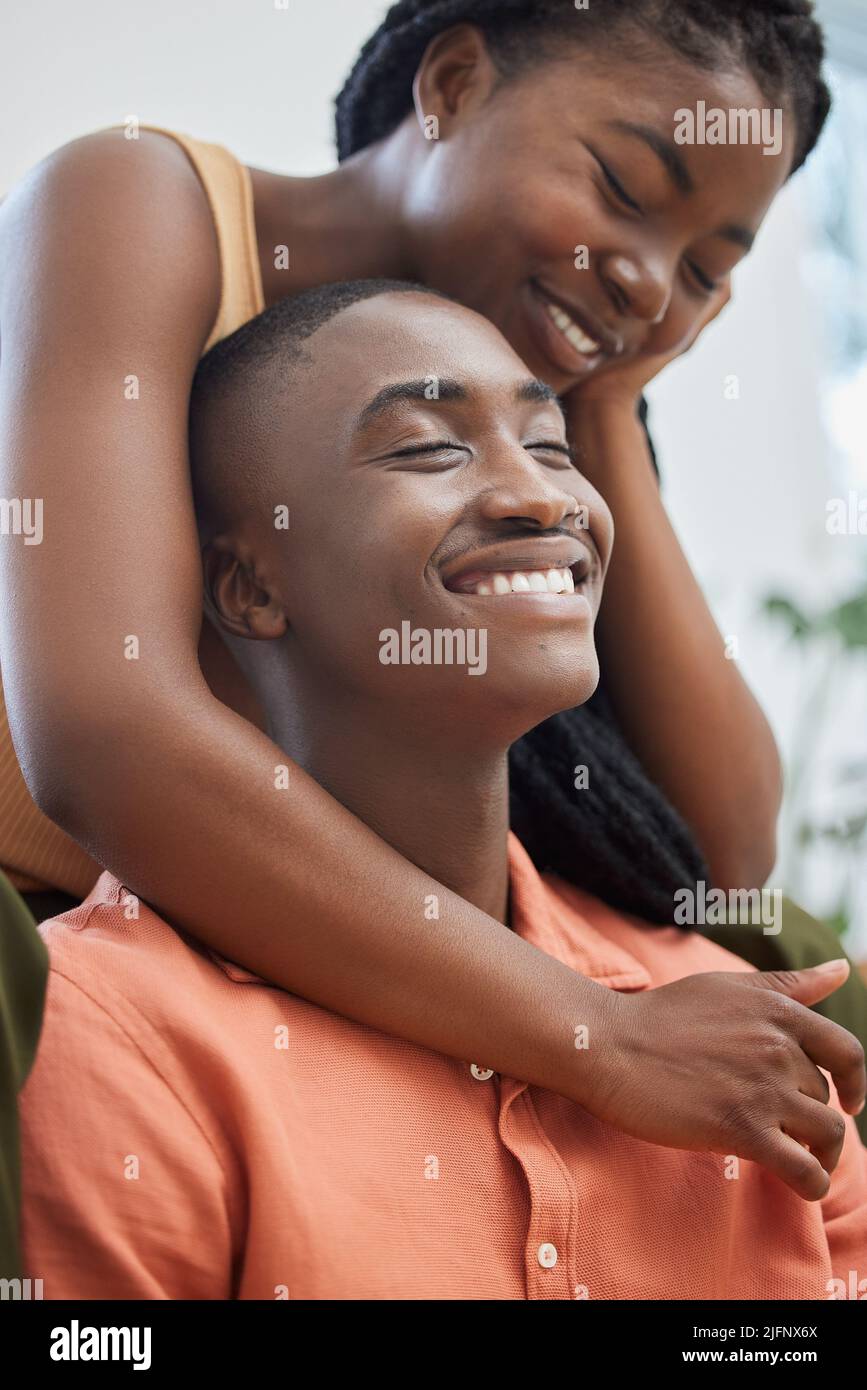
left=438, top=535, right=597, bottom=614
left=450, top=564, right=577, bottom=596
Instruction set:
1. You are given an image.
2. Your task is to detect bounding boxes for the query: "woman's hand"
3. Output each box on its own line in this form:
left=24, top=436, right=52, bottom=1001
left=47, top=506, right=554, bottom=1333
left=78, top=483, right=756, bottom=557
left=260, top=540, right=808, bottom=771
left=570, top=281, right=732, bottom=409
left=558, top=273, right=781, bottom=891
left=584, top=960, right=866, bottom=1201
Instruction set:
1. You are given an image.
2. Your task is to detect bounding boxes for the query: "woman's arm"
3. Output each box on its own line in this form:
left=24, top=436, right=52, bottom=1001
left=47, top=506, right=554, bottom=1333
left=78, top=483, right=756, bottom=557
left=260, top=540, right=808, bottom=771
left=0, top=130, right=619, bottom=1101
left=565, top=318, right=783, bottom=890
left=2, top=136, right=856, bottom=1203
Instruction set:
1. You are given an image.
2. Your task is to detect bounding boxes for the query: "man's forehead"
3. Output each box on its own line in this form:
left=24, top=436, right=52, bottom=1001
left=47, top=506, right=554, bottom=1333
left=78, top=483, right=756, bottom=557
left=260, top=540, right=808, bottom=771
left=291, top=294, right=564, bottom=439
left=312, top=292, right=526, bottom=390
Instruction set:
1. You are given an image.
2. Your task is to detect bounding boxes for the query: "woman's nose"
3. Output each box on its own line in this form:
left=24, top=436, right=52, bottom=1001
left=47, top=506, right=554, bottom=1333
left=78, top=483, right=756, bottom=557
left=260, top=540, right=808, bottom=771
left=600, top=251, right=672, bottom=326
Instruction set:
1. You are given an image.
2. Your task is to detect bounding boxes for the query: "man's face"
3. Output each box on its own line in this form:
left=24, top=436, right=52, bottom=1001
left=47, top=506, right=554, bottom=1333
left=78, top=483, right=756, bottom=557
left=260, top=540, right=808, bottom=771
left=225, top=292, right=614, bottom=743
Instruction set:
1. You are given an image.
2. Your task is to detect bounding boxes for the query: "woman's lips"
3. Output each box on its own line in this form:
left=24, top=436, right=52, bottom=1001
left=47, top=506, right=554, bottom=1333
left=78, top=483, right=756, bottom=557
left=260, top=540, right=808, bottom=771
left=523, top=282, right=610, bottom=379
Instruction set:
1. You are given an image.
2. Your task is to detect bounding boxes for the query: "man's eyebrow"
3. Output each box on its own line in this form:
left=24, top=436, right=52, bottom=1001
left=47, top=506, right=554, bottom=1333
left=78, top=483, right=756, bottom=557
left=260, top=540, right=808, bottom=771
left=355, top=376, right=565, bottom=431
left=355, top=378, right=468, bottom=428
left=515, top=379, right=566, bottom=422
left=605, top=120, right=755, bottom=251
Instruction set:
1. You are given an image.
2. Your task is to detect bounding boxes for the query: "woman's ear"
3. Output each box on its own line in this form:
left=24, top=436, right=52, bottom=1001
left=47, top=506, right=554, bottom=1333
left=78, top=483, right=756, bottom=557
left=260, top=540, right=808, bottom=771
left=202, top=538, right=287, bottom=642
left=413, top=24, right=498, bottom=140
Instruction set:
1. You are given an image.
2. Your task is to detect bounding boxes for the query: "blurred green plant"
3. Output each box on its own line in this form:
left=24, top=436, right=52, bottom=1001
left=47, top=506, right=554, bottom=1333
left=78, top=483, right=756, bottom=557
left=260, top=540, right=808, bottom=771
left=762, top=576, right=867, bottom=939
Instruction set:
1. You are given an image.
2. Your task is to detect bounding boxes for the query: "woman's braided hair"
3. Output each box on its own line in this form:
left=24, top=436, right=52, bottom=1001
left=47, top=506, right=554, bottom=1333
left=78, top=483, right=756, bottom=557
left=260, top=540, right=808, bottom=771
left=335, top=2, right=828, bottom=922
left=336, top=0, right=830, bottom=174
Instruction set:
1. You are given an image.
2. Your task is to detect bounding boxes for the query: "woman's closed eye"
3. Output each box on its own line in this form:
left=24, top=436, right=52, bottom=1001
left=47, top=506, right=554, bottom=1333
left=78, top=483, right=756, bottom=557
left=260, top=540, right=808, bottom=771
left=594, top=153, right=643, bottom=216
left=589, top=147, right=731, bottom=300
left=685, top=259, right=721, bottom=296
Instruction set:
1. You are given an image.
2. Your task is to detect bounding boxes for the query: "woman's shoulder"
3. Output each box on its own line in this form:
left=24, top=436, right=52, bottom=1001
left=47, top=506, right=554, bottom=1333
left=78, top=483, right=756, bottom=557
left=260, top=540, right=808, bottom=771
left=0, top=126, right=223, bottom=345
left=129, top=126, right=267, bottom=342
left=6, top=125, right=210, bottom=201
left=1, top=125, right=220, bottom=271
left=3, top=125, right=263, bottom=348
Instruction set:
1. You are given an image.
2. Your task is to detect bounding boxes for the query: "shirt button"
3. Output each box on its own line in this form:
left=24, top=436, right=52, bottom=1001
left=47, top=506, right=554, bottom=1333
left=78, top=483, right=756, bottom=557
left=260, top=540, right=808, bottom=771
left=470, top=1064, right=494, bottom=1081
left=537, top=1243, right=558, bottom=1269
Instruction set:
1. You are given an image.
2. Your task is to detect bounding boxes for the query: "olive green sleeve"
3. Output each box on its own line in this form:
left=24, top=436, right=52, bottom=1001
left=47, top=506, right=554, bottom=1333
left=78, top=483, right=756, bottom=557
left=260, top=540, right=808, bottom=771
left=700, top=896, right=867, bottom=1144
left=0, top=871, right=47, bottom=1281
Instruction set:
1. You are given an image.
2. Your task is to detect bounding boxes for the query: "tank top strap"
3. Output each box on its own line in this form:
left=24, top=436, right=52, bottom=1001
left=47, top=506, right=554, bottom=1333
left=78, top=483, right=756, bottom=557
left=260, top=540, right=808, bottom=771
left=138, top=125, right=266, bottom=348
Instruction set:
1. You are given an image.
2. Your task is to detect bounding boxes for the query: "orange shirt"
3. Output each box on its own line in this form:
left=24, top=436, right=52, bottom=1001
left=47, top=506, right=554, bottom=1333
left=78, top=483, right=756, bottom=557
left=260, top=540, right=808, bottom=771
left=18, top=835, right=867, bottom=1300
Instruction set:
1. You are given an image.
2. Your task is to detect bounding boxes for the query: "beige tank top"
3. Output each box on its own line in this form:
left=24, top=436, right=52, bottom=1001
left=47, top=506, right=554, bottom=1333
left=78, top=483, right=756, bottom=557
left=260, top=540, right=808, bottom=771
left=0, top=127, right=266, bottom=894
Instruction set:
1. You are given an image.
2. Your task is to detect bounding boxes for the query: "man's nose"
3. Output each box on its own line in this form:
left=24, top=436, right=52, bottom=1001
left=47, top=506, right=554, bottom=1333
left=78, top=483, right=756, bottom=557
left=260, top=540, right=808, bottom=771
left=474, top=449, right=583, bottom=532
left=599, top=250, right=672, bottom=326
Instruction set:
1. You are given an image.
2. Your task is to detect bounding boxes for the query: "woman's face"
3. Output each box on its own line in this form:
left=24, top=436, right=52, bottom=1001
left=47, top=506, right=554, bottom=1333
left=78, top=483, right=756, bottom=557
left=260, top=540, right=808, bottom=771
left=401, top=27, right=797, bottom=394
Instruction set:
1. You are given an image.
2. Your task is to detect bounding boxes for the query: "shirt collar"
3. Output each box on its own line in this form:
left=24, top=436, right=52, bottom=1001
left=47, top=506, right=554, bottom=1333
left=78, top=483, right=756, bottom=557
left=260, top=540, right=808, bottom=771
left=103, top=835, right=653, bottom=993
left=506, top=833, right=652, bottom=991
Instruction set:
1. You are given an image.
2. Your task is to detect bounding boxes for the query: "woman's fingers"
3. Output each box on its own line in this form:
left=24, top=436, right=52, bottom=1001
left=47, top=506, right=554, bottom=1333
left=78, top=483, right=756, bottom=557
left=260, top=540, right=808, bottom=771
left=795, top=1056, right=831, bottom=1107
left=782, top=1095, right=849, bottom=1181
left=795, top=1007, right=867, bottom=1116
left=746, top=1127, right=831, bottom=1202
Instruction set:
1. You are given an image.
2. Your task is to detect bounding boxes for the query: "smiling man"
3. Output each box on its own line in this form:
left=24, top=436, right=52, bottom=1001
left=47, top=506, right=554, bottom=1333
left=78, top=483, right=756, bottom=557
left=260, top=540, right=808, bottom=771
left=17, top=281, right=867, bottom=1300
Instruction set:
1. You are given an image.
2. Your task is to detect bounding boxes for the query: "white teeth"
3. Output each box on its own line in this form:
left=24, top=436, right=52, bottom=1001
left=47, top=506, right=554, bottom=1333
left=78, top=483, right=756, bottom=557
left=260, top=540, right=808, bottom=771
left=468, top=567, right=577, bottom=596
left=545, top=300, right=600, bottom=355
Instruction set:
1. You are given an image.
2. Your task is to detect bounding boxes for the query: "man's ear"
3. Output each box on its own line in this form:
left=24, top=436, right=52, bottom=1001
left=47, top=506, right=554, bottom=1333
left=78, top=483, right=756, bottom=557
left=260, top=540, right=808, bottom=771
left=413, top=24, right=498, bottom=139
left=202, top=538, right=287, bottom=642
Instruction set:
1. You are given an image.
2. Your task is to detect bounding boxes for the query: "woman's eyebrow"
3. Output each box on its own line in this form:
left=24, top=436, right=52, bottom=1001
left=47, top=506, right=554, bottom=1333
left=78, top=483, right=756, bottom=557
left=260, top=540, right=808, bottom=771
left=715, top=221, right=755, bottom=252
left=604, top=119, right=756, bottom=251
left=605, top=119, right=696, bottom=196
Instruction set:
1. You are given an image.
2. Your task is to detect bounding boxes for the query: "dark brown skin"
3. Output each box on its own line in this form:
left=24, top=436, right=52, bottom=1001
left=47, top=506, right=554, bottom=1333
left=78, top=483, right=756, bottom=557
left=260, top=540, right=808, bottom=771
left=0, top=26, right=862, bottom=1197
left=199, top=288, right=863, bottom=1201
left=251, top=29, right=790, bottom=884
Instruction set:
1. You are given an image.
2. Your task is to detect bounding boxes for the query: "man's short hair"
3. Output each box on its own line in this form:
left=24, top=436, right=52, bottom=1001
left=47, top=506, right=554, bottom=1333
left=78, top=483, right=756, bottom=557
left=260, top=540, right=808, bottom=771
left=189, top=278, right=453, bottom=537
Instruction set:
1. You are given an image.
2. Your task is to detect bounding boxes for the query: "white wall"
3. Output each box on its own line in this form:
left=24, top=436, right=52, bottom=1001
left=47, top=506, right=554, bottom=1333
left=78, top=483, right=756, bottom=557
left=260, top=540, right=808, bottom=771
left=647, top=175, right=867, bottom=952
left=647, top=178, right=831, bottom=799
left=3, top=0, right=863, bottom=948
left=1, top=0, right=389, bottom=187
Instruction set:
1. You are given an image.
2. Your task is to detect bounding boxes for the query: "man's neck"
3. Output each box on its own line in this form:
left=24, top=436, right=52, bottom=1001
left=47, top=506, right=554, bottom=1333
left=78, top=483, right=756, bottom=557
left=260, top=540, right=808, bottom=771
left=266, top=688, right=512, bottom=925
